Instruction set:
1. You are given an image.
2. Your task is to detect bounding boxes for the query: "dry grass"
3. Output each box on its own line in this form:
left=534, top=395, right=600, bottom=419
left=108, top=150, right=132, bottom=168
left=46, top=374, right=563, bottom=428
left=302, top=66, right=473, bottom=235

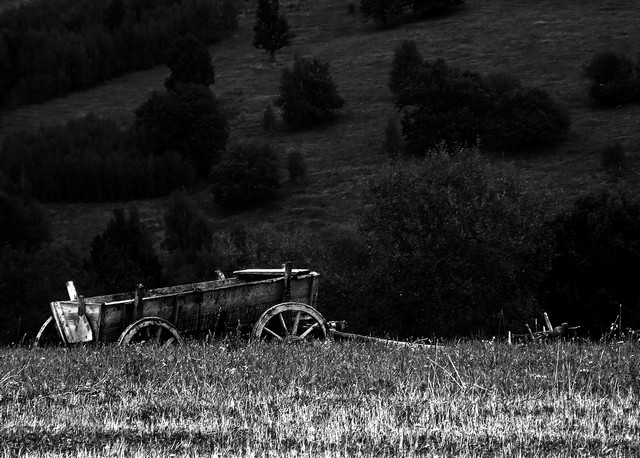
left=1, top=0, right=640, bottom=249
left=1, top=340, right=639, bottom=456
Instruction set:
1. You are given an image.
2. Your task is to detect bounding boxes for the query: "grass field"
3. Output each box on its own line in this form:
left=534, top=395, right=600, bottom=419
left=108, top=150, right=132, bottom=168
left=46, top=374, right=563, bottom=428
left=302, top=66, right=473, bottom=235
left=1, top=0, right=639, bottom=250
left=1, top=340, right=639, bottom=457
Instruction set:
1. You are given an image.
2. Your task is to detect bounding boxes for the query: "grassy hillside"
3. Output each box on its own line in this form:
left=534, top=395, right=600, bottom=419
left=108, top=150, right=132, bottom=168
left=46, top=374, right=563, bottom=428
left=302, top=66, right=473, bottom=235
left=1, top=0, right=639, bottom=251
left=2, top=341, right=639, bottom=456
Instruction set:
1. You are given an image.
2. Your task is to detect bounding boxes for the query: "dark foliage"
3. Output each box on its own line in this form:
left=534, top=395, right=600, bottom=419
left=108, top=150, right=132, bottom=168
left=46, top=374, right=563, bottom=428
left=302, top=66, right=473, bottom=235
left=0, top=114, right=196, bottom=202
left=163, top=190, right=212, bottom=252
left=286, top=150, right=307, bottom=185
left=276, top=56, right=345, bottom=129
left=389, top=39, right=423, bottom=96
left=584, top=52, right=640, bottom=106
left=396, top=59, right=489, bottom=153
left=360, top=0, right=405, bottom=27
left=361, top=0, right=464, bottom=26
left=88, top=206, right=162, bottom=293
left=600, top=141, right=627, bottom=169
left=541, top=188, right=640, bottom=338
left=393, top=51, right=570, bottom=153
left=0, top=0, right=237, bottom=107
left=0, top=244, right=82, bottom=344
left=164, top=34, right=214, bottom=91
left=253, top=0, right=294, bottom=60
left=135, top=85, right=228, bottom=178
left=0, top=190, right=50, bottom=250
left=358, top=147, right=548, bottom=337
left=211, top=142, right=281, bottom=211
left=262, top=103, right=278, bottom=133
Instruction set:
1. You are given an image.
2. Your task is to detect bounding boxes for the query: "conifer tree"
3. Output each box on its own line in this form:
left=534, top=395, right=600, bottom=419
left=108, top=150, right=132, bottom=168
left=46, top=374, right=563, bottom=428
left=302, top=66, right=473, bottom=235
left=253, top=0, right=294, bottom=61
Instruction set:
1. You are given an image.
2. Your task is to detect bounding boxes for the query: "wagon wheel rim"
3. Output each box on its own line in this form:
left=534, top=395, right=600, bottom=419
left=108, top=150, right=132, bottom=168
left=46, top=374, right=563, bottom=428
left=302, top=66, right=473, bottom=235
left=34, top=316, right=65, bottom=347
left=118, top=317, right=183, bottom=346
left=252, top=302, right=328, bottom=342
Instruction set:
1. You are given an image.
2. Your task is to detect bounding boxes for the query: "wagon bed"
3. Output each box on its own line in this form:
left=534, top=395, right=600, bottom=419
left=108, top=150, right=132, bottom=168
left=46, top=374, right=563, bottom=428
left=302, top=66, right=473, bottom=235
left=36, top=265, right=329, bottom=346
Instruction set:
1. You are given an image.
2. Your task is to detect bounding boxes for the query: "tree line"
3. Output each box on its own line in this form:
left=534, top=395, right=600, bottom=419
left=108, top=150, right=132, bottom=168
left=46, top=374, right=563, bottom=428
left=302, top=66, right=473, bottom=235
left=0, top=0, right=237, bottom=107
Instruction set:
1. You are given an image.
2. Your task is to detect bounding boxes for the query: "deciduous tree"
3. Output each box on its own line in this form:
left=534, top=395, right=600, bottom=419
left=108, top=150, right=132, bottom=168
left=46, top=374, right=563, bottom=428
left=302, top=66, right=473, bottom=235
left=253, top=0, right=294, bottom=60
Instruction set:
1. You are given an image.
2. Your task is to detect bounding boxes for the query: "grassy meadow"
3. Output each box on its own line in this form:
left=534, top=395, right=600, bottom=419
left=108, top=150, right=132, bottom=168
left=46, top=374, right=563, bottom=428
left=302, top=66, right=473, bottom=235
left=1, top=340, right=639, bottom=457
left=1, top=0, right=639, bottom=250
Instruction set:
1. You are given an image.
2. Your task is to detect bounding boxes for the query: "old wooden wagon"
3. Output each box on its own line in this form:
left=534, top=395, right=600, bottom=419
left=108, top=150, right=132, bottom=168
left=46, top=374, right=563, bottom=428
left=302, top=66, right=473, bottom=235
left=35, top=263, right=329, bottom=346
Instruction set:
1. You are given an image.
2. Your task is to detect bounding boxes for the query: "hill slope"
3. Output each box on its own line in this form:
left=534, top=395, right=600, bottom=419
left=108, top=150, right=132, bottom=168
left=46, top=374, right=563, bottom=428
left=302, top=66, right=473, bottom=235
left=1, top=0, right=639, bottom=250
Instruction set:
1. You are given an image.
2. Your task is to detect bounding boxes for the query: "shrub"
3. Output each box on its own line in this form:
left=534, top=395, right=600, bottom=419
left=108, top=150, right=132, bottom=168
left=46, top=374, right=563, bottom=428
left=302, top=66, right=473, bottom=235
left=359, top=145, right=548, bottom=337
left=0, top=190, right=50, bottom=250
left=584, top=52, right=640, bottom=106
left=482, top=86, right=570, bottom=149
left=88, top=206, right=162, bottom=292
left=164, top=34, right=215, bottom=91
left=541, top=187, right=640, bottom=337
left=286, top=151, right=307, bottom=185
left=135, top=85, right=228, bottom=178
left=393, top=57, right=570, bottom=153
left=389, top=40, right=423, bottom=96
left=262, top=103, right=278, bottom=133
left=360, top=0, right=405, bottom=27
left=600, top=141, right=626, bottom=169
left=163, top=190, right=212, bottom=252
left=276, top=56, right=345, bottom=129
left=395, top=59, right=489, bottom=153
left=383, top=116, right=403, bottom=159
left=211, top=142, right=282, bottom=211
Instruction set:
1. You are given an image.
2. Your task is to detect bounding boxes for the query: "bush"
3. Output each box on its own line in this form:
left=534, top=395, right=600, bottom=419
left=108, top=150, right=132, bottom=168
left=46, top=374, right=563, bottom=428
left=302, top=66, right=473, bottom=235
left=276, top=56, right=345, bottom=129
left=211, top=142, right=282, bottom=211
left=389, top=40, right=423, bottom=96
left=88, top=206, right=162, bottom=292
left=584, top=52, right=640, bottom=106
left=164, top=34, right=215, bottom=91
left=359, top=145, right=548, bottom=337
left=482, top=86, right=570, bottom=149
left=286, top=151, right=307, bottom=185
left=600, top=141, right=627, bottom=169
left=0, top=190, right=50, bottom=250
left=360, top=0, right=405, bottom=26
left=393, top=53, right=570, bottom=153
left=541, top=187, right=640, bottom=337
left=135, top=85, right=228, bottom=178
left=163, top=190, right=212, bottom=252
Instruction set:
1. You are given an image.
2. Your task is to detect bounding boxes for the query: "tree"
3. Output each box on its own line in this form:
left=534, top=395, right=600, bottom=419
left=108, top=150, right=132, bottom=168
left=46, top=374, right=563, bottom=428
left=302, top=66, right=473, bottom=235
left=389, top=40, right=423, bottom=96
left=541, top=187, right=640, bottom=337
left=103, top=0, right=126, bottom=31
left=276, top=56, right=345, bottom=129
left=584, top=52, right=640, bottom=106
left=211, top=142, right=281, bottom=211
left=164, top=34, right=214, bottom=91
left=360, top=0, right=405, bottom=27
left=88, top=206, right=162, bottom=292
left=163, top=190, right=212, bottom=252
left=359, top=146, right=548, bottom=337
left=253, top=0, right=294, bottom=60
left=0, top=190, right=50, bottom=250
left=134, top=85, right=228, bottom=178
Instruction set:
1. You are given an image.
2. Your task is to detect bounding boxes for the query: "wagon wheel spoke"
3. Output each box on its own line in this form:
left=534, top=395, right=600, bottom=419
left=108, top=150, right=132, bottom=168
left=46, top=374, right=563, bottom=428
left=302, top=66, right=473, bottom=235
left=291, top=312, right=301, bottom=337
left=144, top=325, right=151, bottom=341
left=164, top=337, right=175, bottom=346
left=278, top=313, right=289, bottom=336
left=298, top=322, right=319, bottom=340
left=154, top=326, right=162, bottom=342
left=263, top=326, right=283, bottom=341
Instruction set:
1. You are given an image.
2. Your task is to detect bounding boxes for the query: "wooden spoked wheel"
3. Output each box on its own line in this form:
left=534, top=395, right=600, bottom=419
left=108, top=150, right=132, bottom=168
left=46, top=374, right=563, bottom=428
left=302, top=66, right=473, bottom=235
left=252, top=302, right=329, bottom=342
left=118, top=317, right=183, bottom=346
left=34, top=316, right=64, bottom=347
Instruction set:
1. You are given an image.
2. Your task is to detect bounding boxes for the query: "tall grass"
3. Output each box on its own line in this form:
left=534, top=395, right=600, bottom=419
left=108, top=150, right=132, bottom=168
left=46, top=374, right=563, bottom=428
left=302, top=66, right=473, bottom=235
left=1, top=341, right=639, bottom=456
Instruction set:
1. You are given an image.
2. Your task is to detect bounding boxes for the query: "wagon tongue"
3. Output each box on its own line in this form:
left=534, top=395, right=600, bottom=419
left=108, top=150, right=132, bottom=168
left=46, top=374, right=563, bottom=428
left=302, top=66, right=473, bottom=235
left=49, top=281, right=93, bottom=344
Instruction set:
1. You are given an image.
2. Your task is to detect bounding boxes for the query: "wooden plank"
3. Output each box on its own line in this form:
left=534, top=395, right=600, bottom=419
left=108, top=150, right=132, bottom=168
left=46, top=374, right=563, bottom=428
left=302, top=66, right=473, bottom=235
left=233, top=268, right=311, bottom=278
left=50, top=301, right=93, bottom=343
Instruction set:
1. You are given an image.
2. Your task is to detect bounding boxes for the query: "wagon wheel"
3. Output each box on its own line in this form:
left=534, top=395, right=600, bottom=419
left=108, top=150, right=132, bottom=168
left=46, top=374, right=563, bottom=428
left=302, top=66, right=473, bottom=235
left=118, top=317, right=183, bottom=346
left=252, top=302, right=329, bottom=342
left=34, top=316, right=64, bottom=347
